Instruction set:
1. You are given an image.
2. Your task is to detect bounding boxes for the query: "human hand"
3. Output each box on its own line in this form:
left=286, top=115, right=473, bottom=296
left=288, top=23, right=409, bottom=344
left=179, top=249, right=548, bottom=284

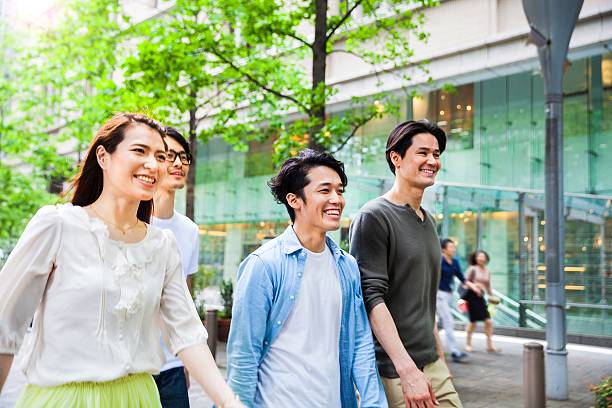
left=220, top=394, right=245, bottom=408
left=399, top=367, right=439, bottom=408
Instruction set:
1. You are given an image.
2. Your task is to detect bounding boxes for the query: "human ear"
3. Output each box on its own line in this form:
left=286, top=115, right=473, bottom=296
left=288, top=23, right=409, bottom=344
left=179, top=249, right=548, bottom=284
left=390, top=151, right=402, bottom=168
left=96, top=145, right=109, bottom=170
left=286, top=193, right=301, bottom=211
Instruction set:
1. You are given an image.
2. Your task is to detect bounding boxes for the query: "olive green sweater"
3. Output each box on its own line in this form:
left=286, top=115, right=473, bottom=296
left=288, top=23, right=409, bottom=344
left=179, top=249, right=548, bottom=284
left=349, top=196, right=441, bottom=377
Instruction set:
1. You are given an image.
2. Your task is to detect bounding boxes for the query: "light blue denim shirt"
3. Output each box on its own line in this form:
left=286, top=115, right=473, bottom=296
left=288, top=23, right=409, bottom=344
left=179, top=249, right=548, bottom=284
left=227, top=226, right=387, bottom=408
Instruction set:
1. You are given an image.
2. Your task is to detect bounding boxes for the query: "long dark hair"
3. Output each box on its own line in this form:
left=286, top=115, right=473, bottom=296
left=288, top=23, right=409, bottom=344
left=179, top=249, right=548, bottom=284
left=71, top=113, right=166, bottom=222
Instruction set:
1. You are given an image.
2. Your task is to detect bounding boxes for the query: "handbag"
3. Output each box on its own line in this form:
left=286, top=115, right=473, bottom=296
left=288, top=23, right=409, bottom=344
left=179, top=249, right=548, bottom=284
left=457, top=299, right=469, bottom=313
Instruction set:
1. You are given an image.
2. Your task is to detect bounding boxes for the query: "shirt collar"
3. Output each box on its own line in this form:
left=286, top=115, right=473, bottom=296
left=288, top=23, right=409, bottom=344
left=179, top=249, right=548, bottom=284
left=280, top=225, right=344, bottom=261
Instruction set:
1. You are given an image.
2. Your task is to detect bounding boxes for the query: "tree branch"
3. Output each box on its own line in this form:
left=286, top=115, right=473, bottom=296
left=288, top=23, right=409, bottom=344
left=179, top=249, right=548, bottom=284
left=328, top=48, right=386, bottom=86
left=195, top=80, right=237, bottom=110
left=328, top=48, right=368, bottom=61
left=326, top=0, right=365, bottom=42
left=331, top=111, right=377, bottom=154
left=274, top=29, right=312, bottom=48
left=205, top=45, right=312, bottom=114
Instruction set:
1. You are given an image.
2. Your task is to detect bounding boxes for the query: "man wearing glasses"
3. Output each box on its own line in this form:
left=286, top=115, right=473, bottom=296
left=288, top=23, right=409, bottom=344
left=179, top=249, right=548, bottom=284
left=152, top=127, right=199, bottom=408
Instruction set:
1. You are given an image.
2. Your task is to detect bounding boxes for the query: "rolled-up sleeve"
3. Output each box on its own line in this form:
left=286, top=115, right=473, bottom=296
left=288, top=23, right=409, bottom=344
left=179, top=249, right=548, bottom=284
left=0, top=205, right=62, bottom=354
left=349, top=211, right=389, bottom=313
left=159, top=231, right=207, bottom=356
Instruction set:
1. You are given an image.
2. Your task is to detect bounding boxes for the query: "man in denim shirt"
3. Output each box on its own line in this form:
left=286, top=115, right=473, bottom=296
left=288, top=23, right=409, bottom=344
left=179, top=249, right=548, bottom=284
left=227, top=149, right=387, bottom=408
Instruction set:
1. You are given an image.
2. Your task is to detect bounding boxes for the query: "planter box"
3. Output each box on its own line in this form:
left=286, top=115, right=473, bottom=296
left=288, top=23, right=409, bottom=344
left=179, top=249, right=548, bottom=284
left=217, top=317, right=231, bottom=342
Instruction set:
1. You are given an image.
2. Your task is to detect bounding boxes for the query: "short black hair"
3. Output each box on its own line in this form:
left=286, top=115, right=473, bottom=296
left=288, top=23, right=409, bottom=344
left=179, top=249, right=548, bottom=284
left=165, top=127, right=191, bottom=156
left=268, top=149, right=348, bottom=222
left=441, top=238, right=455, bottom=250
left=385, top=119, right=447, bottom=174
left=469, top=250, right=490, bottom=265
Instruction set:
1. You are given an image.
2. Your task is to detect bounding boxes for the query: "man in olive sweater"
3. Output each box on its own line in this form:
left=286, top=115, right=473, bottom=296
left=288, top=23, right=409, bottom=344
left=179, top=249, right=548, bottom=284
left=350, top=120, right=462, bottom=408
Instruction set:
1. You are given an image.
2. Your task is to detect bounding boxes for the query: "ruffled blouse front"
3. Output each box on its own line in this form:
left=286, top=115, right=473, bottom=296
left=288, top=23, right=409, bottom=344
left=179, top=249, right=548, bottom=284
left=0, top=204, right=206, bottom=387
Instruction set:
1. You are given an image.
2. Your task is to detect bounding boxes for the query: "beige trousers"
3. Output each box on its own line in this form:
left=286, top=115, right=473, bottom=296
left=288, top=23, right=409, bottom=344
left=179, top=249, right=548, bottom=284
left=381, top=358, right=462, bottom=408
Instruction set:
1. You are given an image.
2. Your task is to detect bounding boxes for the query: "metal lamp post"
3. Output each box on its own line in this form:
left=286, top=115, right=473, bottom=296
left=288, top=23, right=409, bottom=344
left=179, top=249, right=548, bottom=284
left=521, top=0, right=583, bottom=400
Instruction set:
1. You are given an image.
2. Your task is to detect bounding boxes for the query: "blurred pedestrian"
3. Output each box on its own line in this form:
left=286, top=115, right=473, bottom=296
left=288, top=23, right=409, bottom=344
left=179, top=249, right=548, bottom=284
left=227, top=149, right=387, bottom=408
left=437, top=239, right=479, bottom=363
left=0, top=113, right=242, bottom=408
left=350, top=120, right=462, bottom=408
left=152, top=127, right=200, bottom=408
left=463, top=250, right=501, bottom=353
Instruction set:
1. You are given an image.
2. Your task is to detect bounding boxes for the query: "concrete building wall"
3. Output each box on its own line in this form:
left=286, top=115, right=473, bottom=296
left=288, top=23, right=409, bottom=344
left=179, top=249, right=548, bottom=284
left=327, top=0, right=612, bottom=105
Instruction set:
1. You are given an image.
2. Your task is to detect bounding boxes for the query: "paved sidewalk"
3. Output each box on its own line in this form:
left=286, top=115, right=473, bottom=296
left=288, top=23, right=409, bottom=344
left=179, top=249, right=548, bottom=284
left=1, top=335, right=610, bottom=407
left=449, top=331, right=611, bottom=408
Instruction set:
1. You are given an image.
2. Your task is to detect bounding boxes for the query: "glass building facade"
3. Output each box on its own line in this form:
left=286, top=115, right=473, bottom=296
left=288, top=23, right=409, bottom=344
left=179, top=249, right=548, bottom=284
left=185, top=52, right=612, bottom=336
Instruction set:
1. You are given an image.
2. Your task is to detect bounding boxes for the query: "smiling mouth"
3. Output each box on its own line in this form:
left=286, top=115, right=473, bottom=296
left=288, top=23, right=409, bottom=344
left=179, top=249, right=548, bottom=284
left=323, top=209, right=341, bottom=216
left=169, top=171, right=185, bottom=177
left=420, top=168, right=437, bottom=175
left=135, top=175, right=155, bottom=184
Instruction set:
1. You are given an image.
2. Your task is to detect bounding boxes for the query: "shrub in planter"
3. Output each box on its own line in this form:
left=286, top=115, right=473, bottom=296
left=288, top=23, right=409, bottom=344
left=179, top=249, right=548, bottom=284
left=217, top=279, right=233, bottom=342
left=589, top=376, right=612, bottom=408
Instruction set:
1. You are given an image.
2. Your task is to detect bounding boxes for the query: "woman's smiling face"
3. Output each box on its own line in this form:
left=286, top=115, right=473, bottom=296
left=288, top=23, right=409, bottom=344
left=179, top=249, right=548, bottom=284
left=98, top=124, right=167, bottom=202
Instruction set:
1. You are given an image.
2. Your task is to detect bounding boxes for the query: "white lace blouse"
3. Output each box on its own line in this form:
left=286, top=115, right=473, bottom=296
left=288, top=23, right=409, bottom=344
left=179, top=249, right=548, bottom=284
left=0, top=204, right=207, bottom=387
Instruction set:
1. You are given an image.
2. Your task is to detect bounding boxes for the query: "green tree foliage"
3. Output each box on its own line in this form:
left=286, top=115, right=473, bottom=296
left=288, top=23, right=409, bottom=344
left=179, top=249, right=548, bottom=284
left=123, top=0, right=438, bottom=217
left=9, top=0, right=128, bottom=181
left=0, top=24, right=56, bottom=255
left=0, top=1, right=129, bottom=247
left=0, top=165, right=56, bottom=262
left=126, top=0, right=437, bottom=159
left=1, top=0, right=438, bottom=228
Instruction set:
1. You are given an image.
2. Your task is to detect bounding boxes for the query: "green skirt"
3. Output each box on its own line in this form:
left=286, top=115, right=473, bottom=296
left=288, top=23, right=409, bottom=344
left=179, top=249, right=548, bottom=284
left=15, top=373, right=162, bottom=408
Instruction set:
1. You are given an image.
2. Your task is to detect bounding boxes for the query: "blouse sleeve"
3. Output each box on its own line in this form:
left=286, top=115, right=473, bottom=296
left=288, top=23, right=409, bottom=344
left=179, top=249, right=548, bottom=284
left=158, top=230, right=207, bottom=356
left=0, top=205, right=62, bottom=354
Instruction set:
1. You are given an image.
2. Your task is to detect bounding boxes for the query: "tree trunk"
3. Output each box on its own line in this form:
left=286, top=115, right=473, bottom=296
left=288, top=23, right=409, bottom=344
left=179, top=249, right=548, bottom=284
left=310, top=0, right=327, bottom=151
left=186, top=103, right=197, bottom=221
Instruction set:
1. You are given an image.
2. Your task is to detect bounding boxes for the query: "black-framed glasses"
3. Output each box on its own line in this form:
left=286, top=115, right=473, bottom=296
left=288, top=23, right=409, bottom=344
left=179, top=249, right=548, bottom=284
left=166, top=149, right=192, bottom=165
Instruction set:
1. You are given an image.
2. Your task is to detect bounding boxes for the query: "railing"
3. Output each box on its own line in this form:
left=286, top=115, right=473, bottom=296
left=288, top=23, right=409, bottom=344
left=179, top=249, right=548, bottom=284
left=492, top=289, right=546, bottom=329
left=519, top=299, right=612, bottom=310
left=452, top=291, right=611, bottom=336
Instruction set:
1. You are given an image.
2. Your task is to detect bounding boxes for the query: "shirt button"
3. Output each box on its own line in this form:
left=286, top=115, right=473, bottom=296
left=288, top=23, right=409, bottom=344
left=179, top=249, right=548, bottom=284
left=277, top=321, right=282, bottom=325
left=290, top=295, right=295, bottom=300
left=125, top=364, right=131, bottom=371
left=264, top=341, right=269, bottom=345
left=298, top=273, right=302, bottom=277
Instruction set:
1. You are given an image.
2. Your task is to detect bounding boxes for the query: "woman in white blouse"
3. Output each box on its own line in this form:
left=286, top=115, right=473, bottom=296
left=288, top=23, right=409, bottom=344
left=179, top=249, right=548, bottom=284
left=0, top=113, right=243, bottom=407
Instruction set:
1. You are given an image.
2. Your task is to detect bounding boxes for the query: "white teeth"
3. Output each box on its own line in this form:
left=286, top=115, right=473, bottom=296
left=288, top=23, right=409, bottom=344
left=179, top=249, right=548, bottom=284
left=135, top=175, right=155, bottom=184
left=421, top=169, right=435, bottom=174
left=324, top=209, right=340, bottom=216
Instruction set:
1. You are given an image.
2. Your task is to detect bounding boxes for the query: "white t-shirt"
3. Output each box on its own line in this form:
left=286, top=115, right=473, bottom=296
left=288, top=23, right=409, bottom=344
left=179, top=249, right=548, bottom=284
left=152, top=211, right=200, bottom=371
left=254, top=246, right=343, bottom=408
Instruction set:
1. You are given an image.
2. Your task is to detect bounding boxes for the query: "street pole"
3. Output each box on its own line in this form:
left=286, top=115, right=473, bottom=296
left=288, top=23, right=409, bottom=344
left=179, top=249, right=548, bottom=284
left=442, top=186, right=449, bottom=239
left=532, top=212, right=540, bottom=300
left=522, top=0, right=583, bottom=400
left=518, top=192, right=527, bottom=327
